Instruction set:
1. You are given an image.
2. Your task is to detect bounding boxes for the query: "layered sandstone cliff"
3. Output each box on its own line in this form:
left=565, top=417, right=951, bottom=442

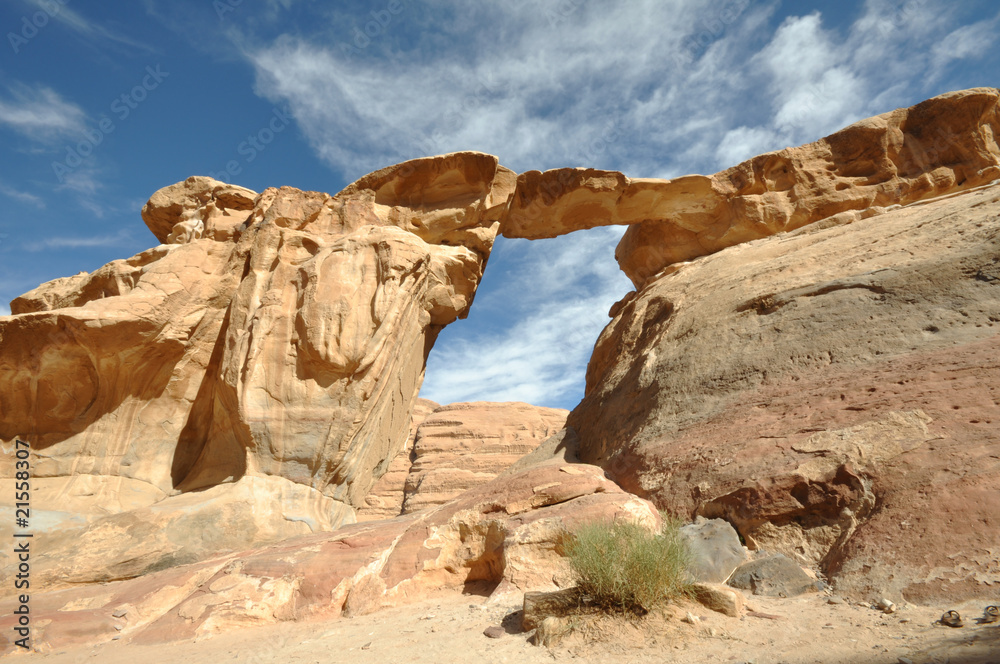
left=0, top=152, right=516, bottom=585
left=357, top=401, right=568, bottom=520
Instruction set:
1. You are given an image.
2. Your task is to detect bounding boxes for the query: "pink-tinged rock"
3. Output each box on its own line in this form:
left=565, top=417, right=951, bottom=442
left=400, top=401, right=569, bottom=514
left=0, top=461, right=656, bottom=654
left=571, top=179, right=1000, bottom=604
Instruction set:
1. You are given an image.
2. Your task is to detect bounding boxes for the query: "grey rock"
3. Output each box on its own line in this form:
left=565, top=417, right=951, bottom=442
left=727, top=554, right=818, bottom=597
left=483, top=625, right=505, bottom=639
left=680, top=517, right=748, bottom=583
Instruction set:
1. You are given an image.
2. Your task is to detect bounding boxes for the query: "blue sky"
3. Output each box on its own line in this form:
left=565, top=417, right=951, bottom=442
left=0, top=0, right=997, bottom=410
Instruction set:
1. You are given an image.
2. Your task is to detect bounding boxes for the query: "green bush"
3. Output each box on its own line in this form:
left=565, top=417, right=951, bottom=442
left=563, top=515, right=692, bottom=614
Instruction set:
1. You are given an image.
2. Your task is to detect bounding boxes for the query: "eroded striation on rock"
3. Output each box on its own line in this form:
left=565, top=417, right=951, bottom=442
left=400, top=401, right=569, bottom=514
left=358, top=401, right=568, bottom=520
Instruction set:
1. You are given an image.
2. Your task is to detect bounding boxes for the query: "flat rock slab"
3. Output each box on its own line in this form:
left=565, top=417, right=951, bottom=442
left=728, top=554, right=819, bottom=597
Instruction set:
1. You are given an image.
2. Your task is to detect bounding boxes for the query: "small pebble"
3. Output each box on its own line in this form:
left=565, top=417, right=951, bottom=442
left=898, top=657, right=914, bottom=664
left=361, top=642, right=371, bottom=650
left=682, top=612, right=700, bottom=624
left=827, top=597, right=844, bottom=605
left=112, top=609, right=128, bottom=618
left=483, top=625, right=505, bottom=639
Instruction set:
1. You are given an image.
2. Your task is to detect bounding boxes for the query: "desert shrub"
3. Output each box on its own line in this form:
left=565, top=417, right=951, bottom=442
left=563, top=515, right=692, bottom=614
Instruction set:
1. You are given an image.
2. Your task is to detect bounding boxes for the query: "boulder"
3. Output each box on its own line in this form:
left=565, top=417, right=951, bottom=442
left=680, top=517, right=748, bottom=584
left=690, top=583, right=746, bottom=617
left=728, top=555, right=819, bottom=597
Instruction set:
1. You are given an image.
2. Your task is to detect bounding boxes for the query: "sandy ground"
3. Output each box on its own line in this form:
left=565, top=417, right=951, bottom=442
left=12, top=588, right=1000, bottom=664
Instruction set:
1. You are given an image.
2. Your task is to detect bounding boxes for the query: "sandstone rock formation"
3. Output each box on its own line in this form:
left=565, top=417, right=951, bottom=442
left=401, top=402, right=568, bottom=514
left=359, top=401, right=567, bottom=520
left=0, top=152, right=516, bottom=584
left=2, top=86, right=999, bottom=640
left=503, top=87, right=1000, bottom=288
left=571, top=180, right=1000, bottom=603
left=0, top=460, right=657, bottom=653
left=356, top=397, right=439, bottom=521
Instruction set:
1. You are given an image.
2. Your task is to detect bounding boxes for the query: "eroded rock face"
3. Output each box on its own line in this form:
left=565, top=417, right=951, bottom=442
left=356, top=397, right=439, bottom=522
left=358, top=401, right=568, bottom=520
left=0, top=461, right=657, bottom=653
left=571, top=181, right=1000, bottom=603
left=401, top=401, right=569, bottom=514
left=0, top=152, right=516, bottom=584
left=502, top=88, right=1000, bottom=289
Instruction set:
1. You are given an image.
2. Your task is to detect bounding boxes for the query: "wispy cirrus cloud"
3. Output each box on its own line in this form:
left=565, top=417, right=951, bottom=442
left=23, top=0, right=156, bottom=52
left=182, top=0, right=1000, bottom=408
left=246, top=0, right=779, bottom=180
left=421, top=226, right=632, bottom=408
left=23, top=227, right=133, bottom=252
left=0, top=181, right=44, bottom=208
left=0, top=84, right=86, bottom=141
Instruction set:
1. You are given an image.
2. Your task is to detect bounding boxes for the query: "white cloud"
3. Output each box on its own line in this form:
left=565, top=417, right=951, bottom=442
left=57, top=166, right=103, bottom=198
left=232, top=0, right=1000, bottom=408
left=715, top=126, right=782, bottom=167
left=931, top=17, right=1000, bottom=80
left=0, top=85, right=86, bottom=141
left=23, top=228, right=133, bottom=252
left=421, top=227, right=632, bottom=408
left=0, top=182, right=44, bottom=208
left=25, top=0, right=156, bottom=52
